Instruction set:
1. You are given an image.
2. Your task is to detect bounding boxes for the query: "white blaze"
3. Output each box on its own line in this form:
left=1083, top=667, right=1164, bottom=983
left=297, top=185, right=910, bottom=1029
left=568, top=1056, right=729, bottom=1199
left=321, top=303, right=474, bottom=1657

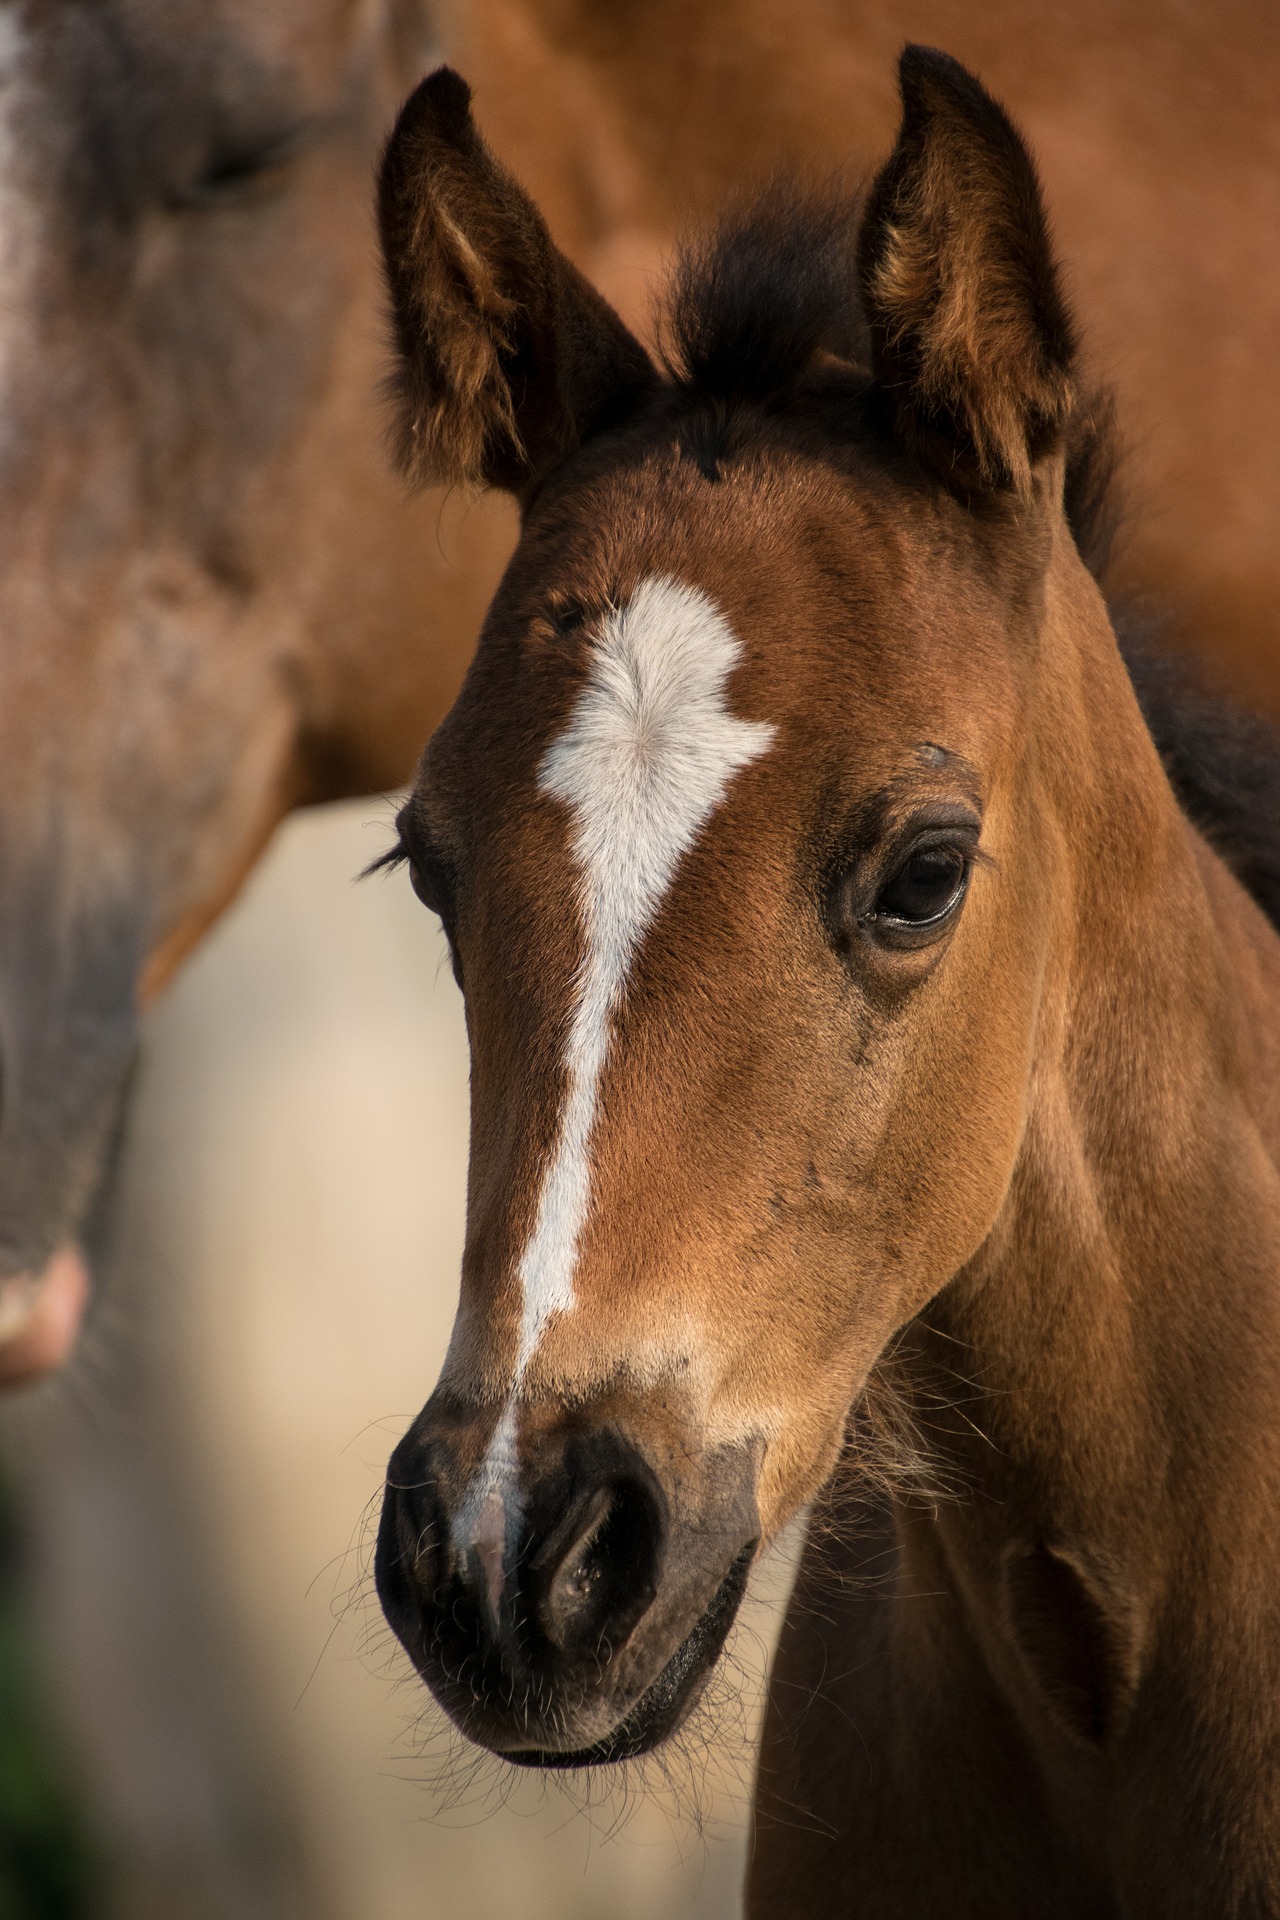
left=523, top=574, right=776, bottom=1357
left=454, top=575, right=775, bottom=1573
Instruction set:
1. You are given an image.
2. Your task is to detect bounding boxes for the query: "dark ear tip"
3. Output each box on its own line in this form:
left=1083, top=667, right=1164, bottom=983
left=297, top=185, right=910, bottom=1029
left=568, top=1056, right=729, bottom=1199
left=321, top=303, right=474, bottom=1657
left=897, top=43, right=990, bottom=119
left=898, top=43, right=966, bottom=80
left=421, top=65, right=473, bottom=121
left=394, top=65, right=474, bottom=148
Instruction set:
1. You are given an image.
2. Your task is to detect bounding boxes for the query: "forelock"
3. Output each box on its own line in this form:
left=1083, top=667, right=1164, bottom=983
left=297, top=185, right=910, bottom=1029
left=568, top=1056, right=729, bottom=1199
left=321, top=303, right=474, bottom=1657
left=658, top=182, right=868, bottom=413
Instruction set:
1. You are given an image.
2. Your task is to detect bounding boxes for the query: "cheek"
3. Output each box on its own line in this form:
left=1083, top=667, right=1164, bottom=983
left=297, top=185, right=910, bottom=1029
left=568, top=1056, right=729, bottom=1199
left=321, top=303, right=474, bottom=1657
left=680, top=1238, right=910, bottom=1542
left=840, top=900, right=1042, bottom=1320
left=676, top=979, right=1040, bottom=1531
left=731, top=1352, right=875, bottom=1543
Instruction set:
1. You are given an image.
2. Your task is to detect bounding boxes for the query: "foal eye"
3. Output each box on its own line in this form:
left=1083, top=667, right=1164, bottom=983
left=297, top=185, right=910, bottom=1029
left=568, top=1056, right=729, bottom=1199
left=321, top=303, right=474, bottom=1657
left=873, top=846, right=969, bottom=928
left=407, top=854, right=464, bottom=987
left=408, top=859, right=444, bottom=913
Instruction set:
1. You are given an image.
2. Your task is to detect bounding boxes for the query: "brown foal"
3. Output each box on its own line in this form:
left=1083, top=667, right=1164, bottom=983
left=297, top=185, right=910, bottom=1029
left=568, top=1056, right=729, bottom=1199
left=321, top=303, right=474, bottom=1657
left=3, top=2, right=1275, bottom=1401
left=371, top=47, right=1280, bottom=1915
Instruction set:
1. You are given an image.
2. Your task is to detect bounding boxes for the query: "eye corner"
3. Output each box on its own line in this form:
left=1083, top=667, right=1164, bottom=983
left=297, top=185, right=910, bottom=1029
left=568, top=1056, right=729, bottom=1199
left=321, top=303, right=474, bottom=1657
left=401, top=823, right=459, bottom=924
left=365, top=813, right=457, bottom=923
left=407, top=855, right=447, bottom=914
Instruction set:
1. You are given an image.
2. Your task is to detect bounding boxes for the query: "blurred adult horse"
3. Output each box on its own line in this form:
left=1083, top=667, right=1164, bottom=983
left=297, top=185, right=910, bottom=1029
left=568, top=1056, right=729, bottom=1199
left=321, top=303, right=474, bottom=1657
left=0, top=0, right=513, bottom=1377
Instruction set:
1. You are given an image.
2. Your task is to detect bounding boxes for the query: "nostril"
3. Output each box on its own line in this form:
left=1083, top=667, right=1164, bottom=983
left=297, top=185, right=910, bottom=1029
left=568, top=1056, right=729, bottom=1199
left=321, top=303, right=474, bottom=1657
left=530, top=1470, right=664, bottom=1658
left=375, top=1461, right=450, bottom=1657
left=533, top=1483, right=613, bottom=1651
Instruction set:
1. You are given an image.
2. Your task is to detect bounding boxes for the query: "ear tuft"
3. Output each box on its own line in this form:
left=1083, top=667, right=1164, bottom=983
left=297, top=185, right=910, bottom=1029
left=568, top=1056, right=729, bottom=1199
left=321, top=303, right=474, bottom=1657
left=858, top=45, right=1076, bottom=496
left=378, top=68, right=656, bottom=495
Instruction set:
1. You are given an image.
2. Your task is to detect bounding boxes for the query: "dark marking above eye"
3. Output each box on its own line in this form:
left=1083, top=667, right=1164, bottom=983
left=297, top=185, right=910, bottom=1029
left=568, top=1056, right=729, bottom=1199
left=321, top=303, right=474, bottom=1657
left=531, top=594, right=615, bottom=650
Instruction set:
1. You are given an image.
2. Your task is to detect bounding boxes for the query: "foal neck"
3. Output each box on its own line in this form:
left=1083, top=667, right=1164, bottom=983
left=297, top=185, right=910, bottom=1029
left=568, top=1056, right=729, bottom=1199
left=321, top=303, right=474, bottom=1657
left=904, top=589, right=1280, bottom=1761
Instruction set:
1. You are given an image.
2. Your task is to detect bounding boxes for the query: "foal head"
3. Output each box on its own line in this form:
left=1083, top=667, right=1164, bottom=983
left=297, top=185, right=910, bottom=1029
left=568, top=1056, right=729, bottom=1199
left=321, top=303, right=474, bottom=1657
left=375, top=52, right=1159, bottom=1763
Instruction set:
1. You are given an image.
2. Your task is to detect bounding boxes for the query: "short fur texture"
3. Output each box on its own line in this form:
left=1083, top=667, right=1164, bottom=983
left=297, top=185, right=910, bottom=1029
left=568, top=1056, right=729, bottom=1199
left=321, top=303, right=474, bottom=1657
left=378, top=67, right=655, bottom=493
left=384, top=64, right=1280, bottom=936
left=450, top=577, right=776, bottom=1609
left=857, top=46, right=1076, bottom=494
left=376, top=47, right=1280, bottom=1910
left=664, top=187, right=1280, bottom=923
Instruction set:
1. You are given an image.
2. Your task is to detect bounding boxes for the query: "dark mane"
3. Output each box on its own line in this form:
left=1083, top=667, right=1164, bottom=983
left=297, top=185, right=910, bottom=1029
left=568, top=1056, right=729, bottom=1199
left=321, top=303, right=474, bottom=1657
left=661, top=184, right=865, bottom=405
left=1061, top=384, right=1280, bottom=927
left=661, top=190, right=1280, bottom=930
left=658, top=185, right=866, bottom=480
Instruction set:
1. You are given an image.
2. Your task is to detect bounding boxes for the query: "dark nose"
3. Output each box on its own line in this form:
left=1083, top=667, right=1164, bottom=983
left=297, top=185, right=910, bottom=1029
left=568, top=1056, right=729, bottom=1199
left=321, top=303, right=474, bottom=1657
left=375, top=1425, right=667, bottom=1732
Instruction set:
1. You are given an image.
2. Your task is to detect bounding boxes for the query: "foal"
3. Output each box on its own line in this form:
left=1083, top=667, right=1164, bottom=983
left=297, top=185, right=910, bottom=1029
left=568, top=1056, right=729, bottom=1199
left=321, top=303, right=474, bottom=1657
left=374, top=51, right=1280, bottom=1914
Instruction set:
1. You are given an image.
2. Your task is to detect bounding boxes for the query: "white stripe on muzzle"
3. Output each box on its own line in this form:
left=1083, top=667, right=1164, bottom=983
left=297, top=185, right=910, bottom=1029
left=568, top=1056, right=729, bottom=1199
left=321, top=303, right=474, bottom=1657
left=454, top=576, right=775, bottom=1578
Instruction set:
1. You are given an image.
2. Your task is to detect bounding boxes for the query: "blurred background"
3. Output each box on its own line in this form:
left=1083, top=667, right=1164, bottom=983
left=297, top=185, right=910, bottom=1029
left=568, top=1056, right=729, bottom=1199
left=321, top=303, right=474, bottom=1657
left=0, top=0, right=1276, bottom=1913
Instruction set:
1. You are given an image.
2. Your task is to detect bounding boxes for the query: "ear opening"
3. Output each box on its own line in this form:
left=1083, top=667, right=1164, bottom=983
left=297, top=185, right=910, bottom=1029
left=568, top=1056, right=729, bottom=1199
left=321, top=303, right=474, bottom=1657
left=378, top=68, right=657, bottom=496
left=858, top=45, right=1076, bottom=497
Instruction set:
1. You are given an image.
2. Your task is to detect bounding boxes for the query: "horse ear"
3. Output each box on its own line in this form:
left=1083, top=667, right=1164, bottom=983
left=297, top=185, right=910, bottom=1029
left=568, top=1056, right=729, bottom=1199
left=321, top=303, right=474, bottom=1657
left=857, top=46, right=1076, bottom=497
left=378, top=68, right=657, bottom=495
